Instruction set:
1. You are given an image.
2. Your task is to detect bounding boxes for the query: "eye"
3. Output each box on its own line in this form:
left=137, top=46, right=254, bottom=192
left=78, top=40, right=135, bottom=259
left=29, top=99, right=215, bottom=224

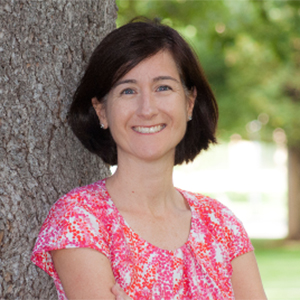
left=121, top=88, right=135, bottom=95
left=157, top=85, right=172, bottom=92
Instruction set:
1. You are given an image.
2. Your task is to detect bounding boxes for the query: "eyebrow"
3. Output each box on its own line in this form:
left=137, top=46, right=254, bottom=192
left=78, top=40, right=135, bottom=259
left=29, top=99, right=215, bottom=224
left=153, top=76, right=180, bottom=83
left=114, top=79, right=137, bottom=87
left=114, top=76, right=180, bottom=88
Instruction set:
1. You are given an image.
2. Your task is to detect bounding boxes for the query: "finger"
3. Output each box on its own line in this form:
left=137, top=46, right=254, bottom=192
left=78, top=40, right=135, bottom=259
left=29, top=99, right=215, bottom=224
left=111, top=283, right=132, bottom=300
left=111, top=283, right=124, bottom=296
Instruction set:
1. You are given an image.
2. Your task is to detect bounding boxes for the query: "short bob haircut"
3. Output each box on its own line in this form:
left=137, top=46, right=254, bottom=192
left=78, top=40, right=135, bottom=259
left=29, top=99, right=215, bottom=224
left=69, top=18, right=218, bottom=166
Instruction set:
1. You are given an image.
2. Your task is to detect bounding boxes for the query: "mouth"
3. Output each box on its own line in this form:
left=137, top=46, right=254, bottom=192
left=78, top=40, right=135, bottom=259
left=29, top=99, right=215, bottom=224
left=132, top=124, right=166, bottom=134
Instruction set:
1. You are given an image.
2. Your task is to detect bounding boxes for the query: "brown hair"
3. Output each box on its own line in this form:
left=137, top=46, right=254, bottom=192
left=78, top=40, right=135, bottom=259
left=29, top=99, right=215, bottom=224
left=69, top=18, right=218, bottom=165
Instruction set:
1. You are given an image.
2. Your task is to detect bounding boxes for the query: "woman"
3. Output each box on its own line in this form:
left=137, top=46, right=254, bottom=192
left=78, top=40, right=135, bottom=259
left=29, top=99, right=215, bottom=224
left=31, top=19, right=267, bottom=300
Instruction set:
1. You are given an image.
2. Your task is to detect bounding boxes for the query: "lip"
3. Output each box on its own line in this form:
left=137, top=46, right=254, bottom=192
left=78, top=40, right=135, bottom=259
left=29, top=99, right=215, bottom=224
left=132, top=124, right=166, bottom=134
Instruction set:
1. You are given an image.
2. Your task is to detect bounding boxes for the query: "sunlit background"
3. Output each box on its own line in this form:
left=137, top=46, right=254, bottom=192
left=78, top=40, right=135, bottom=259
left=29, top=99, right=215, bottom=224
left=114, top=1, right=300, bottom=299
left=174, top=137, right=288, bottom=239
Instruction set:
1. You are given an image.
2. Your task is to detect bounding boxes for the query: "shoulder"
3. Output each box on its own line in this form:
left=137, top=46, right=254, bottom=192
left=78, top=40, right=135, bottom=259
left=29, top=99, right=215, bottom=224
left=178, top=188, right=235, bottom=222
left=180, top=189, right=253, bottom=259
left=57, top=178, right=109, bottom=207
left=36, top=178, right=115, bottom=252
left=178, top=188, right=247, bottom=238
left=47, top=179, right=112, bottom=220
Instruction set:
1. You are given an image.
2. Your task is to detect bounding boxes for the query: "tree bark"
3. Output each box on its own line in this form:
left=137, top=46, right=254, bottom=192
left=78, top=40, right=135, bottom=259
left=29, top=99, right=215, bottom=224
left=0, top=0, right=117, bottom=298
left=288, top=145, right=300, bottom=240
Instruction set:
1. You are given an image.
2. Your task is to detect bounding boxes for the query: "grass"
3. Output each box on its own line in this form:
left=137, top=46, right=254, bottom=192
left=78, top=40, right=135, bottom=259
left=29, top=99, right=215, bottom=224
left=252, top=239, right=300, bottom=300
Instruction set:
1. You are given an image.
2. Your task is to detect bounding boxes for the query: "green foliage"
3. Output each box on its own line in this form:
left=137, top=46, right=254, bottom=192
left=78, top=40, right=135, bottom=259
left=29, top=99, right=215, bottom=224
left=116, top=0, right=300, bottom=145
left=253, top=239, right=300, bottom=299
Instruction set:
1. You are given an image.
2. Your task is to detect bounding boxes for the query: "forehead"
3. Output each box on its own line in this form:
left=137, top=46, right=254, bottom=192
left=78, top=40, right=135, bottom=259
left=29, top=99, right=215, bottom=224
left=117, top=50, right=181, bottom=82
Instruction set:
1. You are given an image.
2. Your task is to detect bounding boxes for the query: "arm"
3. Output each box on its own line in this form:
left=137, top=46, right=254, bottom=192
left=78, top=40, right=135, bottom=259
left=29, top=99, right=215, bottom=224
left=231, top=251, right=267, bottom=300
left=52, top=247, right=116, bottom=299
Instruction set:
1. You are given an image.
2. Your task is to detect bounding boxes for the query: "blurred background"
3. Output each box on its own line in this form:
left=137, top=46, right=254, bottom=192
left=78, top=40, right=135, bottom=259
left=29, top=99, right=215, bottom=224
left=115, top=1, right=300, bottom=299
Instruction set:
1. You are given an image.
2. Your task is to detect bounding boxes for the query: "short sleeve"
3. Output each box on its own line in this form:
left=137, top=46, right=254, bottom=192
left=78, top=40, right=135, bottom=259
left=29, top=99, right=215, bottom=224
left=31, top=196, right=111, bottom=279
left=213, top=200, right=254, bottom=261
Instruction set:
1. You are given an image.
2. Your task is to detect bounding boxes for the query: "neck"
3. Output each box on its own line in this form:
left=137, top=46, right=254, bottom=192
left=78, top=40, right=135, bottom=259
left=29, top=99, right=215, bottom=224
left=106, top=155, right=179, bottom=215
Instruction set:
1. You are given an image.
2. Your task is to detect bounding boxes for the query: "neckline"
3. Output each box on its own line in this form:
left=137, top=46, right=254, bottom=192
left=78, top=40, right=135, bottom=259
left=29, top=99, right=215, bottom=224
left=101, top=178, right=194, bottom=254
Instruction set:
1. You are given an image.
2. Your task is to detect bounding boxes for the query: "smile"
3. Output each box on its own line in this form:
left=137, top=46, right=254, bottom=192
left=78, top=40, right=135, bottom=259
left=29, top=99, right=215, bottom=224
left=132, top=124, right=166, bottom=134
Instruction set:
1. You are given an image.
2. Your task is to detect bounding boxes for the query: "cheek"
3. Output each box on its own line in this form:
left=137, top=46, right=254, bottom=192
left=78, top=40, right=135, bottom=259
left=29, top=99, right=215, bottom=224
left=107, top=100, right=133, bottom=118
left=106, top=103, right=132, bottom=135
left=105, top=103, right=121, bottom=125
left=176, top=101, right=190, bottom=120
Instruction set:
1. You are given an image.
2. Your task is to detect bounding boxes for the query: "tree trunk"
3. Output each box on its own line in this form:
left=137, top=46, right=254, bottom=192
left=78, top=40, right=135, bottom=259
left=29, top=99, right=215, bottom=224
left=288, top=145, right=300, bottom=240
left=0, top=0, right=117, bottom=298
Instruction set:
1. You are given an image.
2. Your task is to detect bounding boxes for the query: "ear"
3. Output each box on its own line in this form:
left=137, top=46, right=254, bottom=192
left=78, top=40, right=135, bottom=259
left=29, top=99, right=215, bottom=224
left=186, top=87, right=197, bottom=119
left=91, top=97, right=108, bottom=129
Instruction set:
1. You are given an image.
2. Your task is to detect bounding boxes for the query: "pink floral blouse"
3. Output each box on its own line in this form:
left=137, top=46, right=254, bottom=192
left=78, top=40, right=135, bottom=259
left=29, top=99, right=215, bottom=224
left=31, top=179, right=253, bottom=300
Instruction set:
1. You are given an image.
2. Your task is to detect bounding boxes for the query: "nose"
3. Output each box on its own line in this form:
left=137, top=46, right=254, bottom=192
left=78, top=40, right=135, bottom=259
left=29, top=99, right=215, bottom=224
left=137, top=90, right=158, bottom=119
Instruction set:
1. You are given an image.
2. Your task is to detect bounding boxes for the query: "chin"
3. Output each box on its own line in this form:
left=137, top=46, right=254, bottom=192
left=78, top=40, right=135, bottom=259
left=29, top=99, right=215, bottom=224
left=133, top=148, right=176, bottom=163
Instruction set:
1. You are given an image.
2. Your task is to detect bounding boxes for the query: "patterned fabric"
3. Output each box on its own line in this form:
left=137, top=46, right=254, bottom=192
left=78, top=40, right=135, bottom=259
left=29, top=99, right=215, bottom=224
left=31, top=179, right=253, bottom=300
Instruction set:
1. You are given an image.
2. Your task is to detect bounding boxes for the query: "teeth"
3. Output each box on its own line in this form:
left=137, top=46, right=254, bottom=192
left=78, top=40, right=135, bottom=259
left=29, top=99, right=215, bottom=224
left=133, top=125, right=165, bottom=134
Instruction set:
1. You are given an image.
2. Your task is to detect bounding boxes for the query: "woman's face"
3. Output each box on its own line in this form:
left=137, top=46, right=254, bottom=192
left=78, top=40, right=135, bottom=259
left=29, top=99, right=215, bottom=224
left=92, top=50, right=196, bottom=165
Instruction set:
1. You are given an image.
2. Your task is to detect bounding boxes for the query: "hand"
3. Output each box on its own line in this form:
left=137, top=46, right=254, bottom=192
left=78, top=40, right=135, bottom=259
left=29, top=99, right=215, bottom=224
left=111, top=283, right=133, bottom=300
